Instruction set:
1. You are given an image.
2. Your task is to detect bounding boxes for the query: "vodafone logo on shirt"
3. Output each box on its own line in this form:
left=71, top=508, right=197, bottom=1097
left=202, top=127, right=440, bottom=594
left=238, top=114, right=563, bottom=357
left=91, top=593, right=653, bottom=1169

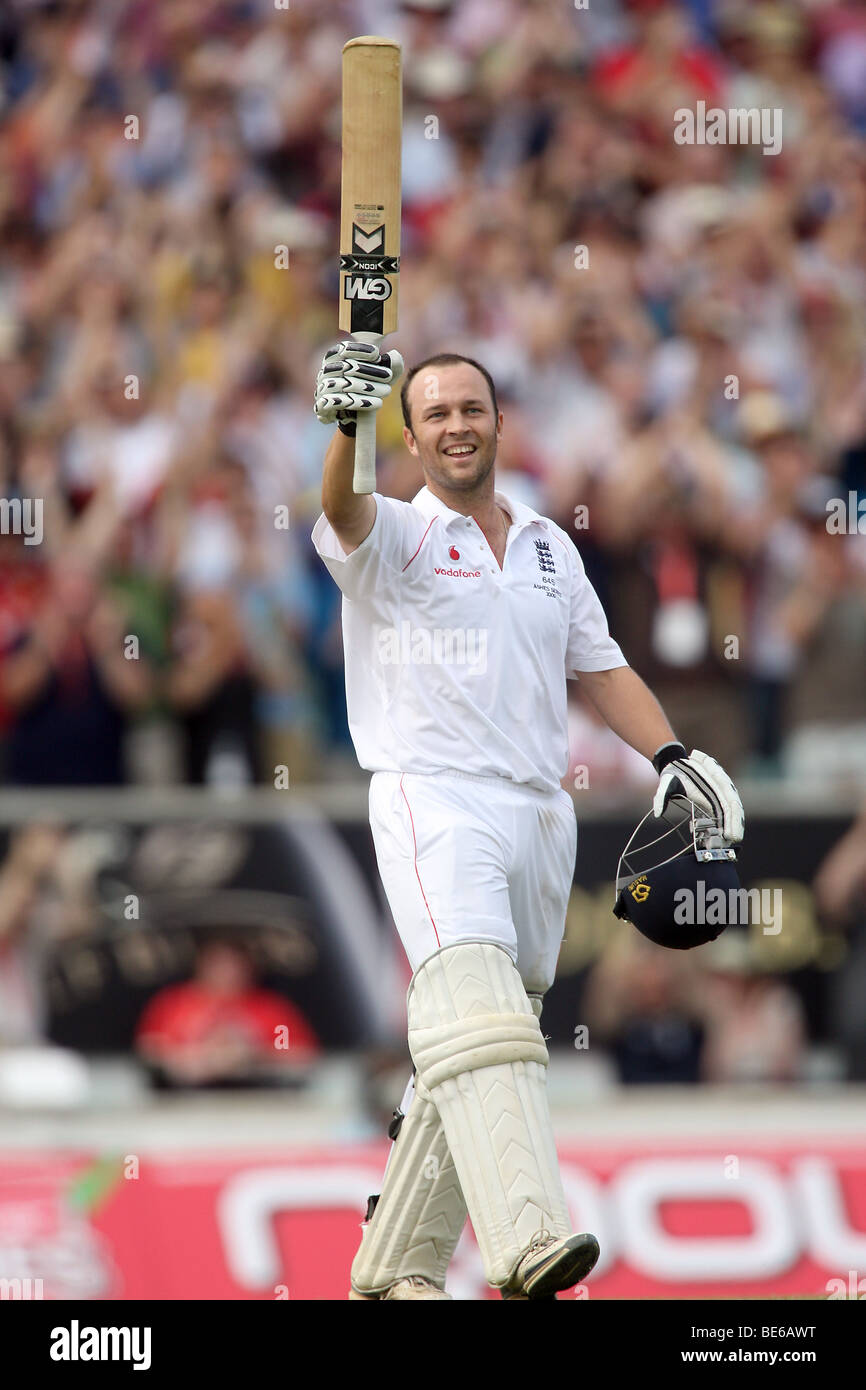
left=434, top=548, right=481, bottom=579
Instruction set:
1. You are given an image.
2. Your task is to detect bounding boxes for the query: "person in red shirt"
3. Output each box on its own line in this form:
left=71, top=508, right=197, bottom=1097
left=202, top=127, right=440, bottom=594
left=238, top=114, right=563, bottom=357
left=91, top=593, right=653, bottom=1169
left=135, top=938, right=319, bottom=1088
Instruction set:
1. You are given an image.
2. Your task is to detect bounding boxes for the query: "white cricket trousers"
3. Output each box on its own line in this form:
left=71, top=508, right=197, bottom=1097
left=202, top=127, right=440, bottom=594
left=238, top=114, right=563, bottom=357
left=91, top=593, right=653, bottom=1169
left=368, top=769, right=577, bottom=998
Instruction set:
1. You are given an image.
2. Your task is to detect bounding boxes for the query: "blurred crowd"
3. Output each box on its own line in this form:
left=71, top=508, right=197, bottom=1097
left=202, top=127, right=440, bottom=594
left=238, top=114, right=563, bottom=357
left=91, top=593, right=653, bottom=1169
left=3, top=804, right=866, bottom=1088
left=0, top=0, right=864, bottom=793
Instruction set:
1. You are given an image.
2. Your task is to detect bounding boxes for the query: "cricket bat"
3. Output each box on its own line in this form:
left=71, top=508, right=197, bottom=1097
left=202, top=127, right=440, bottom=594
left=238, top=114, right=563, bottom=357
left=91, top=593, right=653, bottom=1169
left=340, top=36, right=402, bottom=495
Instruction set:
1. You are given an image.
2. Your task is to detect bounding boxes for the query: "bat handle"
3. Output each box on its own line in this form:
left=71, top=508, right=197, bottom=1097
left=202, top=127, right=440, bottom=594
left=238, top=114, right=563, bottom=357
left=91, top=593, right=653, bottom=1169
left=352, top=331, right=382, bottom=495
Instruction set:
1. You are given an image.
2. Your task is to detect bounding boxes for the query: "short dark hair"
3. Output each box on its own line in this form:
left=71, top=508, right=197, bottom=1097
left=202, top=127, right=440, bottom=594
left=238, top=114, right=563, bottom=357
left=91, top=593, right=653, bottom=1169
left=400, top=353, right=498, bottom=430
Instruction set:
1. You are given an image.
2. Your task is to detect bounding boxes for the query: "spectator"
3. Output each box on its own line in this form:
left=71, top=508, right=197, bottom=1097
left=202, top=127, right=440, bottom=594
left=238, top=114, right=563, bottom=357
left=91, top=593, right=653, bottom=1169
left=0, top=824, right=66, bottom=1045
left=0, top=554, right=153, bottom=785
left=582, top=935, right=706, bottom=1085
left=813, top=803, right=866, bottom=1080
left=697, top=930, right=807, bottom=1084
left=135, top=937, right=319, bottom=1089
left=166, top=588, right=260, bottom=786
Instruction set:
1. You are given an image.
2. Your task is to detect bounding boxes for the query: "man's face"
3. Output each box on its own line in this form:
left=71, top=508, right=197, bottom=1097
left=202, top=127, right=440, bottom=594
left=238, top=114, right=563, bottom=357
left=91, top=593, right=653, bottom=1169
left=198, top=944, right=251, bottom=996
left=403, top=363, right=502, bottom=493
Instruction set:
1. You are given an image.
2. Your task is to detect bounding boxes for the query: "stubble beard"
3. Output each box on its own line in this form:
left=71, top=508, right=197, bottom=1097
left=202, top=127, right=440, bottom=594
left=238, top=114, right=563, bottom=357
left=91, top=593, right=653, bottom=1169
left=421, top=441, right=497, bottom=501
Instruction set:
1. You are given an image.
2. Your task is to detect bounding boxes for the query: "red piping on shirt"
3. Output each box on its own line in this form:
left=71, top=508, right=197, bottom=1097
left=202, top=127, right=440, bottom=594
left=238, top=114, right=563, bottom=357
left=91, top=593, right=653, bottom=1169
left=402, top=516, right=438, bottom=572
left=399, top=774, right=441, bottom=948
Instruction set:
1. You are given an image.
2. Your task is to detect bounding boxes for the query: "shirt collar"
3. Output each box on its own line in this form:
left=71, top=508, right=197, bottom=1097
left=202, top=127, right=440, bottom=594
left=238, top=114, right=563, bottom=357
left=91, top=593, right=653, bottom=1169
left=410, top=484, right=550, bottom=533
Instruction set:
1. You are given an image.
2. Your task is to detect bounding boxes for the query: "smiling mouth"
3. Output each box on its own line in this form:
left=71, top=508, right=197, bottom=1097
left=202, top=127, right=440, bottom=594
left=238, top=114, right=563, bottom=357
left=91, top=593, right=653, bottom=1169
left=443, top=444, right=477, bottom=457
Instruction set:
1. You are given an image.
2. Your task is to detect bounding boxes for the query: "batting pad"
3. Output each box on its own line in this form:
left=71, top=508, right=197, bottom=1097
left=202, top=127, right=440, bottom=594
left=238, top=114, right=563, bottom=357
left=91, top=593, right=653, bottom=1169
left=407, top=942, right=572, bottom=1288
left=350, top=1076, right=468, bottom=1295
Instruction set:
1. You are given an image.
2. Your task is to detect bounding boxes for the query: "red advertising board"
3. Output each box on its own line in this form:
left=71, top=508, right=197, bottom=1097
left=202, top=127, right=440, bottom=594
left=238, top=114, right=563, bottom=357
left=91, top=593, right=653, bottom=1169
left=1, top=1142, right=865, bottom=1300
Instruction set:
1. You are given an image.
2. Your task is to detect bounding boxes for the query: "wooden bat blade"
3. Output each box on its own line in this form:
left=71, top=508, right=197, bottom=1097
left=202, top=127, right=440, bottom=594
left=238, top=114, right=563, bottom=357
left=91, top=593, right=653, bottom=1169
left=339, top=37, right=402, bottom=340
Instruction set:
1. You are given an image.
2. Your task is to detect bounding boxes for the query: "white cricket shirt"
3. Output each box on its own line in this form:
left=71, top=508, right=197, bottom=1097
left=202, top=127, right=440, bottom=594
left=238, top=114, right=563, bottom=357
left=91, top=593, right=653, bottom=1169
left=311, top=485, right=628, bottom=793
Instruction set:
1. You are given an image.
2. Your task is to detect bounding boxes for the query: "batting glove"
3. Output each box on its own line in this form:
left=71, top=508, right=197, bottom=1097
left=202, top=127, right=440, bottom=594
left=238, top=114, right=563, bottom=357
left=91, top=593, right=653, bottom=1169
left=652, top=745, right=745, bottom=843
left=314, top=340, right=404, bottom=436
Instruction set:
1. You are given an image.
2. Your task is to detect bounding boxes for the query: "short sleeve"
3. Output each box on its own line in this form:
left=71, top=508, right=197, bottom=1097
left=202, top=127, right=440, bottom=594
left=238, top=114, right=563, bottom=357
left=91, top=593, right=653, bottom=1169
left=311, top=494, right=415, bottom=601
left=562, top=534, right=628, bottom=676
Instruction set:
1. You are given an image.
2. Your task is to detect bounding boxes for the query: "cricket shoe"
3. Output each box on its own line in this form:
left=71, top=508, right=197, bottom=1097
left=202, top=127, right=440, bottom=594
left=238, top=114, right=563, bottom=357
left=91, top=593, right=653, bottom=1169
left=349, top=1276, right=452, bottom=1300
left=501, top=1230, right=600, bottom=1300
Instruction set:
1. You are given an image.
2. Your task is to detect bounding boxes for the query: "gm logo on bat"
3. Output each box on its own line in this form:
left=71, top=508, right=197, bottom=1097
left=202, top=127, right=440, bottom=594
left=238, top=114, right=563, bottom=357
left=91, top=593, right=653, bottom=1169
left=344, top=276, right=392, bottom=301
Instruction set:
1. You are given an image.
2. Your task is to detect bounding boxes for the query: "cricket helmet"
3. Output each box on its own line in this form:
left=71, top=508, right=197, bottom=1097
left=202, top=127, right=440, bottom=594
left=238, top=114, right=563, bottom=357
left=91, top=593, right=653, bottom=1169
left=613, top=795, right=741, bottom=950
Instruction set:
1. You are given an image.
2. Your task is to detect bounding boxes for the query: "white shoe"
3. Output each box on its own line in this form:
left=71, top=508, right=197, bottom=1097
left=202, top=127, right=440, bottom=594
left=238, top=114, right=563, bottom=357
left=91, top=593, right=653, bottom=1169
left=349, top=1276, right=452, bottom=1301
left=502, top=1230, right=600, bottom=1300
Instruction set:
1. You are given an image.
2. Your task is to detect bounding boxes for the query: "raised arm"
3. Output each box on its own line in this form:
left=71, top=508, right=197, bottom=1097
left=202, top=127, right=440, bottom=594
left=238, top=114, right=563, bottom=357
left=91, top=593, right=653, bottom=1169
left=321, top=426, right=376, bottom=553
left=315, top=339, right=403, bottom=553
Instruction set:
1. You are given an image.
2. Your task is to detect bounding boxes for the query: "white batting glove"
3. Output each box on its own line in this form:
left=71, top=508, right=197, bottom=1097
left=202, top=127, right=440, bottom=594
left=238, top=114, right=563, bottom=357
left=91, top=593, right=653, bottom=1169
left=314, top=340, right=404, bottom=436
left=652, top=746, right=745, bottom=843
